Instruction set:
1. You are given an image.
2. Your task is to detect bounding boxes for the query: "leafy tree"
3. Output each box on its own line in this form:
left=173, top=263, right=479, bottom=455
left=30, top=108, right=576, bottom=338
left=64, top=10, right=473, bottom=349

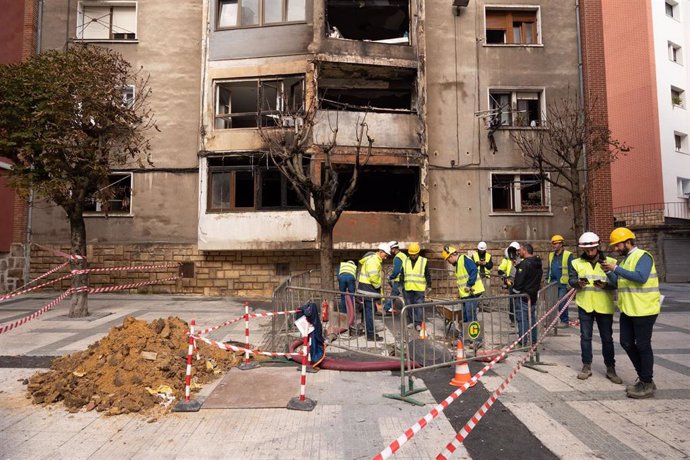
left=259, top=96, right=373, bottom=290
left=510, top=94, right=629, bottom=234
left=0, top=45, right=156, bottom=317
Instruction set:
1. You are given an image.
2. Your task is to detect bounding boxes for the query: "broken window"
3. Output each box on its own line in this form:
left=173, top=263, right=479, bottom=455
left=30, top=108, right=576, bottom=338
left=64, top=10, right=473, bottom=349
left=77, top=2, right=137, bottom=41
left=489, top=90, right=543, bottom=127
left=207, top=156, right=303, bottom=212
left=485, top=8, right=538, bottom=45
left=122, top=85, right=135, bottom=108
left=318, top=63, right=416, bottom=112
left=491, top=173, right=548, bottom=213
left=84, top=173, right=133, bottom=215
left=217, top=0, right=305, bottom=28
left=214, top=76, right=305, bottom=129
left=331, top=165, right=419, bottom=213
left=326, top=0, right=409, bottom=43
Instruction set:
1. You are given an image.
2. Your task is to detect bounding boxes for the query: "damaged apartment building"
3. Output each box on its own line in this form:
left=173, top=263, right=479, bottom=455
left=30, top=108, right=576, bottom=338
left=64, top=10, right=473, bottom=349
left=10, top=0, right=597, bottom=296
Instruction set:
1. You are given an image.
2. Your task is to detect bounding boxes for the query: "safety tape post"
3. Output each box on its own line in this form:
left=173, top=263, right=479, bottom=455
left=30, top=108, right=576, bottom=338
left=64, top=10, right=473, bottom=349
left=184, top=320, right=196, bottom=402
left=299, top=334, right=309, bottom=401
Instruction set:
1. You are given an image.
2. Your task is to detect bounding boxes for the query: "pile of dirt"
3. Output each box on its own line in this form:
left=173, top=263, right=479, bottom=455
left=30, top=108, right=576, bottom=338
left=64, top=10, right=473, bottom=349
left=26, top=316, right=249, bottom=415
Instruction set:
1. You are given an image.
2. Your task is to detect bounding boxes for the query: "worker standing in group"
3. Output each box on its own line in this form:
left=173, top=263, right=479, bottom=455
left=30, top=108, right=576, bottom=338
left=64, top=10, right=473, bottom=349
left=442, top=245, right=485, bottom=345
left=511, top=243, right=543, bottom=346
left=568, top=232, right=622, bottom=384
left=498, top=241, right=520, bottom=324
left=601, top=228, right=661, bottom=399
left=357, top=243, right=391, bottom=341
left=336, top=260, right=357, bottom=314
left=400, top=242, right=431, bottom=331
left=472, top=241, right=493, bottom=293
left=385, top=241, right=407, bottom=313
left=546, top=235, right=574, bottom=326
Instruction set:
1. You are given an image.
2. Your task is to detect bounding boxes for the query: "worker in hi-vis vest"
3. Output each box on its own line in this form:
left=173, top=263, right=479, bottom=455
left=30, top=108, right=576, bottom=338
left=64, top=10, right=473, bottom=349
left=472, top=241, right=493, bottom=293
left=399, top=242, right=431, bottom=331
left=546, top=234, right=574, bottom=326
left=357, top=243, right=391, bottom=342
left=601, top=227, right=661, bottom=400
left=385, top=241, right=407, bottom=313
left=336, top=260, right=357, bottom=314
left=442, top=244, right=485, bottom=346
left=568, top=232, right=622, bottom=385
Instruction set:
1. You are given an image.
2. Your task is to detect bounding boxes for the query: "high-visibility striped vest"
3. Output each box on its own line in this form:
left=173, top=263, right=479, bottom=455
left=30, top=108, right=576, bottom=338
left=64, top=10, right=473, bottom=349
left=339, top=261, right=357, bottom=277
left=455, top=255, right=485, bottom=298
left=471, top=251, right=492, bottom=278
left=548, top=250, right=573, bottom=284
left=403, top=256, right=427, bottom=292
left=571, top=256, right=616, bottom=314
left=392, top=251, right=408, bottom=282
left=358, top=253, right=383, bottom=289
left=617, top=249, right=661, bottom=317
left=498, top=257, right=514, bottom=278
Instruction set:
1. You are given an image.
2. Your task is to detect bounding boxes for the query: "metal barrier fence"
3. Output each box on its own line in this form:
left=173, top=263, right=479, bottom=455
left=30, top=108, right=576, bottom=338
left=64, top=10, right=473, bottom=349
left=429, top=267, right=504, bottom=300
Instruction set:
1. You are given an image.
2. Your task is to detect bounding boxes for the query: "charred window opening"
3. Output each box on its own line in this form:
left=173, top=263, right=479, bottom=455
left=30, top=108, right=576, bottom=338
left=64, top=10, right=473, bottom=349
left=490, top=173, right=549, bottom=213
left=326, top=0, right=409, bottom=43
left=331, top=165, right=419, bottom=213
left=207, top=156, right=304, bottom=212
left=318, top=63, right=416, bottom=112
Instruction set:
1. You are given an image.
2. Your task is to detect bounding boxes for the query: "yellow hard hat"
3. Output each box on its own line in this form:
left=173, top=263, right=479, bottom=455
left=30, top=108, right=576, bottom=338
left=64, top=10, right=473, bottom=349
left=609, top=227, right=635, bottom=245
left=441, top=245, right=457, bottom=260
left=550, top=234, right=565, bottom=244
left=408, top=242, right=421, bottom=255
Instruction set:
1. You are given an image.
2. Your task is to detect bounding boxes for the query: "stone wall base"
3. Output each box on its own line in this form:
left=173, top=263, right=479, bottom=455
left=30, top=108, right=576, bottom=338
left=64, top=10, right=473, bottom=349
left=0, top=243, right=27, bottom=293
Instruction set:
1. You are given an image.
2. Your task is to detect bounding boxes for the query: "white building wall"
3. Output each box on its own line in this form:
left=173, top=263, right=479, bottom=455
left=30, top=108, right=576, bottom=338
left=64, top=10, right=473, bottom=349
left=651, top=0, right=690, bottom=208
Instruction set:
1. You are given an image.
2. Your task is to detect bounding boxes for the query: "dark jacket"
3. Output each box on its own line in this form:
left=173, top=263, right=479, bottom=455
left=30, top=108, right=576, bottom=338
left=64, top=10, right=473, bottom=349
left=512, top=255, right=543, bottom=304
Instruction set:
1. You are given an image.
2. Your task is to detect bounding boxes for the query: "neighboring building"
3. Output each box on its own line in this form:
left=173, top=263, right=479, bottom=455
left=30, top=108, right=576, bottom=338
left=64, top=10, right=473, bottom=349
left=602, top=0, right=690, bottom=281
left=5, top=0, right=612, bottom=296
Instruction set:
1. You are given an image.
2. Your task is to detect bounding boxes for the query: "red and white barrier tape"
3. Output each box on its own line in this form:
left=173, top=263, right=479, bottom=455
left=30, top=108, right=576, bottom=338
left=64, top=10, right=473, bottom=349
left=194, top=309, right=300, bottom=336
left=70, top=262, right=181, bottom=275
left=298, top=334, right=309, bottom=401
left=183, top=320, right=196, bottom=402
left=373, top=291, right=576, bottom=460
left=6, top=261, right=70, bottom=296
left=0, top=273, right=73, bottom=302
left=243, top=302, right=251, bottom=366
left=0, top=288, right=73, bottom=335
left=86, top=275, right=180, bottom=294
left=437, top=293, right=575, bottom=459
left=192, top=334, right=302, bottom=358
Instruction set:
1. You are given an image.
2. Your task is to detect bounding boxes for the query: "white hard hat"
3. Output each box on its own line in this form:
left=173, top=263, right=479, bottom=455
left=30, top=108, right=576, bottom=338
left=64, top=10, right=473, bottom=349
left=377, top=243, right=392, bottom=256
left=477, top=241, right=488, bottom=251
left=509, top=241, right=520, bottom=250
left=387, top=240, right=399, bottom=249
left=578, top=232, right=600, bottom=248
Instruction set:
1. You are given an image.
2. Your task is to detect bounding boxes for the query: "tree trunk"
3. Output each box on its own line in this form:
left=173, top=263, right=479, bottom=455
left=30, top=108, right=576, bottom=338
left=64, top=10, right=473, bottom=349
left=319, top=225, right=335, bottom=291
left=68, top=212, right=89, bottom=318
left=571, top=170, right=584, bottom=235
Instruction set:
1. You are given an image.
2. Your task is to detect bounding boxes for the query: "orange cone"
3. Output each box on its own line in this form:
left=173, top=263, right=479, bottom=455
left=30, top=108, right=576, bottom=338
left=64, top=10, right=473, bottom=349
left=419, top=322, right=428, bottom=340
left=450, top=340, right=475, bottom=387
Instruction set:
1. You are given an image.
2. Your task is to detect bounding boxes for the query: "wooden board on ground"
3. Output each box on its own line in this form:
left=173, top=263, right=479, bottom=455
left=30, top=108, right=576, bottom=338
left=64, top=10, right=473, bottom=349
left=201, top=367, right=297, bottom=409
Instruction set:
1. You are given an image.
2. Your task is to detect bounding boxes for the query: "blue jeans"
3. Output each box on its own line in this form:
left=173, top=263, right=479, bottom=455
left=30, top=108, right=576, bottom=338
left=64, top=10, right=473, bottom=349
left=358, top=284, right=378, bottom=338
left=463, top=295, right=479, bottom=323
left=578, top=307, right=615, bottom=366
left=620, top=313, right=657, bottom=383
left=337, top=274, right=356, bottom=313
left=403, top=290, right=425, bottom=326
left=557, top=284, right=569, bottom=323
left=516, top=297, right=537, bottom=346
left=385, top=281, right=402, bottom=311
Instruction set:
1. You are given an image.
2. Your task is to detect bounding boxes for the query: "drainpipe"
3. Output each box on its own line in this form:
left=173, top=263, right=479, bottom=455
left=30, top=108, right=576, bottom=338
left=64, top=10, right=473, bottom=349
left=575, top=0, right=588, bottom=231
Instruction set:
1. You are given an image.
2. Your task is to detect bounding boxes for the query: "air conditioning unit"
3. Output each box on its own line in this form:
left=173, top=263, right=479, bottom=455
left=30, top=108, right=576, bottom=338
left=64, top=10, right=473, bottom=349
left=281, top=116, right=304, bottom=129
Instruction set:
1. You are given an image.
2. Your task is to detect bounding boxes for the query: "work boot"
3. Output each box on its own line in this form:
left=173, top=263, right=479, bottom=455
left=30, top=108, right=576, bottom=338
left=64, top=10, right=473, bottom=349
left=606, top=366, right=623, bottom=384
left=626, top=379, right=656, bottom=393
left=626, top=380, right=656, bottom=399
left=577, top=363, right=592, bottom=380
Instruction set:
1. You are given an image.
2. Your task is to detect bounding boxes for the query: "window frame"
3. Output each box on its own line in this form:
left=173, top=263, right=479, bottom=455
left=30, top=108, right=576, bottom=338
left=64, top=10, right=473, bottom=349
left=76, top=1, right=138, bottom=42
left=484, top=5, right=542, bottom=46
left=213, top=76, right=305, bottom=130
left=675, top=132, right=688, bottom=154
left=488, top=88, right=545, bottom=128
left=216, top=0, right=306, bottom=30
left=489, top=172, right=551, bottom=215
left=84, top=172, right=134, bottom=217
left=671, top=86, right=686, bottom=108
left=668, top=41, right=683, bottom=65
left=665, top=0, right=678, bottom=19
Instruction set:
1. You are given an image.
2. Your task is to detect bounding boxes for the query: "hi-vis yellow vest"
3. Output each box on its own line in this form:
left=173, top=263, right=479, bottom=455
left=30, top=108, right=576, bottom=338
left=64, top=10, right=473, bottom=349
left=548, top=250, right=573, bottom=284
left=455, top=255, right=485, bottom=298
left=498, top=258, right=514, bottom=278
left=339, top=261, right=357, bottom=277
left=472, top=252, right=492, bottom=278
left=571, top=256, right=616, bottom=314
left=617, top=249, right=661, bottom=317
left=392, top=251, right=408, bottom=283
left=403, top=257, right=427, bottom=292
left=358, top=254, right=383, bottom=289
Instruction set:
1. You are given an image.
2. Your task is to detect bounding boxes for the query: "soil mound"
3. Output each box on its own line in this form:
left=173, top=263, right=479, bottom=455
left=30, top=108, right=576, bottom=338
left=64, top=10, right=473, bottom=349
left=26, top=316, right=244, bottom=415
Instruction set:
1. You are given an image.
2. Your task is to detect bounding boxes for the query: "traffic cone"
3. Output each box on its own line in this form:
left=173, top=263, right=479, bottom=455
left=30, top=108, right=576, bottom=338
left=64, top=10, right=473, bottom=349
left=322, top=300, right=329, bottom=323
left=419, top=322, right=428, bottom=340
left=450, top=340, right=475, bottom=387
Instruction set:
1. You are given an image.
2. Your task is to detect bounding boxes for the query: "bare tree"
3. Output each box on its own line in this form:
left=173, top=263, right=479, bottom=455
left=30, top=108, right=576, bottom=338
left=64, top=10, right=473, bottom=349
left=510, top=94, right=629, bottom=234
left=259, top=96, right=373, bottom=290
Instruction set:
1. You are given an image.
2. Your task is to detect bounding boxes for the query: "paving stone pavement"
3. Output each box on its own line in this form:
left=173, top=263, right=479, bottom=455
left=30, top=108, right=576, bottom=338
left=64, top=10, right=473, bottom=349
left=1, top=284, right=689, bottom=459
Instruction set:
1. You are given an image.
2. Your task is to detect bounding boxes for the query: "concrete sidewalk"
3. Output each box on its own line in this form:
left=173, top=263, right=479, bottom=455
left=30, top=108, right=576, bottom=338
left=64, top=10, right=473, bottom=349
left=1, top=285, right=689, bottom=459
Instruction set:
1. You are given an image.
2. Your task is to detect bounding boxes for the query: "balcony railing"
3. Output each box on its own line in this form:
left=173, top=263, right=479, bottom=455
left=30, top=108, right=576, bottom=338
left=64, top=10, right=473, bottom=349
left=613, top=201, right=690, bottom=226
